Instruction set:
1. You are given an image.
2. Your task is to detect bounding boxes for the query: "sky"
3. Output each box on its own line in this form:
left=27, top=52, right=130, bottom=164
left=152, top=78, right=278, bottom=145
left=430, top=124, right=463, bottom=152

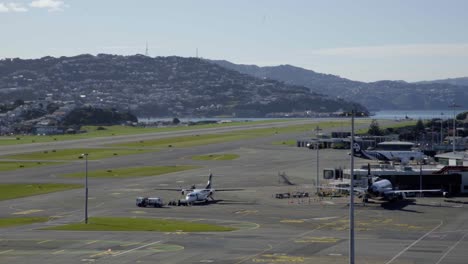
left=1, top=0, right=468, bottom=82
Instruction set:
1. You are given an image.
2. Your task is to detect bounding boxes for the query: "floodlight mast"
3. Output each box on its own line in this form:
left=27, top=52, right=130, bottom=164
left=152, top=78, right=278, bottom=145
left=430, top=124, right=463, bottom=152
left=349, top=110, right=355, bottom=264
left=81, top=153, right=89, bottom=224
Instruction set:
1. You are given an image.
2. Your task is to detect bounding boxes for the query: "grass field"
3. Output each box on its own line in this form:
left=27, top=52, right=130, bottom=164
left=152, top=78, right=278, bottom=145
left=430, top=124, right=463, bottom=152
left=192, top=154, right=239, bottom=161
left=272, top=139, right=297, bottom=146
left=112, top=120, right=358, bottom=149
left=0, top=184, right=82, bottom=201
left=0, top=120, right=292, bottom=146
left=61, top=165, right=199, bottom=178
left=0, top=161, right=60, bottom=172
left=4, top=148, right=155, bottom=161
left=44, top=217, right=236, bottom=232
left=356, top=120, right=417, bottom=134
left=0, top=217, right=49, bottom=228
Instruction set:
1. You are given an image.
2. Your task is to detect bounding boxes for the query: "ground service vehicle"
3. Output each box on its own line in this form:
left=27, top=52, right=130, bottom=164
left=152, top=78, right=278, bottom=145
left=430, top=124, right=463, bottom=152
left=136, top=197, right=163, bottom=207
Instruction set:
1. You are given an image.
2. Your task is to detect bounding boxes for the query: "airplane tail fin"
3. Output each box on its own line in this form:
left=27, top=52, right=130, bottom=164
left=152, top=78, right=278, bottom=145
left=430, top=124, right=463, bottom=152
left=352, top=142, right=364, bottom=157
left=205, top=172, right=213, bottom=189
left=352, top=142, right=375, bottom=160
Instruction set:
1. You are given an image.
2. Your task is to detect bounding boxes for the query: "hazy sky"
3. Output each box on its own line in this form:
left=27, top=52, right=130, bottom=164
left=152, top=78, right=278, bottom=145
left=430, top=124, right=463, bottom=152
left=1, top=0, right=468, bottom=82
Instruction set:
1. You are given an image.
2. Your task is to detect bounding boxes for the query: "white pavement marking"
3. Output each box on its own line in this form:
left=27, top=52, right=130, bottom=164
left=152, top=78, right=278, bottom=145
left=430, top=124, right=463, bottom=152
left=0, top=250, right=13, bottom=255
left=385, top=221, right=443, bottom=264
left=38, top=240, right=51, bottom=244
left=435, top=233, right=468, bottom=264
left=112, top=241, right=161, bottom=257
left=52, top=249, right=65, bottom=255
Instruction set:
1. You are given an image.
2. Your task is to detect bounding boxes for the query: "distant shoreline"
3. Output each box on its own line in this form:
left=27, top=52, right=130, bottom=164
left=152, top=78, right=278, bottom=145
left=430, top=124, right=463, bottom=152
left=139, top=109, right=468, bottom=123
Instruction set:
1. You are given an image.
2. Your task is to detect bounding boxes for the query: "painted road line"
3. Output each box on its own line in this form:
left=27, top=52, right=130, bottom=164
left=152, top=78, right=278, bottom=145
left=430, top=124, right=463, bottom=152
left=52, top=249, right=65, bottom=255
left=0, top=250, right=13, bottom=255
left=90, top=250, right=112, bottom=258
left=86, top=240, right=98, bottom=245
left=435, top=233, right=468, bottom=264
left=12, top=209, right=43, bottom=215
left=112, top=241, right=161, bottom=257
left=38, top=240, right=52, bottom=244
left=385, top=221, right=443, bottom=264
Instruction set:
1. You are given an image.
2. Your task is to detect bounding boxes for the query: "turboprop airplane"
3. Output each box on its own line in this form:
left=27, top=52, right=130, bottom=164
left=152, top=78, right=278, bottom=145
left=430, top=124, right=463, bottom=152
left=324, top=177, right=443, bottom=203
left=352, top=141, right=425, bottom=164
left=155, top=173, right=243, bottom=204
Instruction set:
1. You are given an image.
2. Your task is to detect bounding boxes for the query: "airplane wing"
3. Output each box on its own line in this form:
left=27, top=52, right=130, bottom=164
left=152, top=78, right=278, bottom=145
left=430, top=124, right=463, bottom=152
left=384, top=189, right=442, bottom=194
left=154, top=188, right=184, bottom=191
left=214, top=188, right=244, bottom=192
left=318, top=185, right=367, bottom=194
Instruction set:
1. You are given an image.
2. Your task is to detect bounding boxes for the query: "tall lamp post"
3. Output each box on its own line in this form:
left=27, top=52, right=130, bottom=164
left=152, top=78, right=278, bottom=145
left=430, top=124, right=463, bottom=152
left=81, top=153, right=89, bottom=224
left=450, top=104, right=460, bottom=153
left=315, top=126, right=322, bottom=195
left=349, top=110, right=355, bottom=264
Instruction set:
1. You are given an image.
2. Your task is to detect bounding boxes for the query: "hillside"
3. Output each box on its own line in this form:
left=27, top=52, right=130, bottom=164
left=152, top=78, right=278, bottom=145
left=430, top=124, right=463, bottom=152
left=0, top=54, right=367, bottom=117
left=415, top=77, right=468, bottom=87
left=210, top=60, right=468, bottom=110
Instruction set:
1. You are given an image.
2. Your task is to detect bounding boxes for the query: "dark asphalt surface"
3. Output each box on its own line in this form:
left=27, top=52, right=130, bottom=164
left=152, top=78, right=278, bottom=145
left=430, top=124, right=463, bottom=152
left=1, top=119, right=467, bottom=264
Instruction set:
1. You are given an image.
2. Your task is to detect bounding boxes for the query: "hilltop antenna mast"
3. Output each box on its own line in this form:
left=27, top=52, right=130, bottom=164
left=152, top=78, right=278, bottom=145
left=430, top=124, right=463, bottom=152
left=145, top=41, right=149, bottom=56
left=196, top=48, right=198, bottom=58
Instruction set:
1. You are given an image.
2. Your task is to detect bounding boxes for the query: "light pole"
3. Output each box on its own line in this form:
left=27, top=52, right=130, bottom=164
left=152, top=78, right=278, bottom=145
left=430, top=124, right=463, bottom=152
left=315, top=126, right=321, bottom=195
left=440, top=113, right=443, bottom=145
left=81, top=153, right=89, bottom=224
left=418, top=160, right=423, bottom=197
left=349, top=110, right=355, bottom=264
left=450, top=104, right=460, bottom=153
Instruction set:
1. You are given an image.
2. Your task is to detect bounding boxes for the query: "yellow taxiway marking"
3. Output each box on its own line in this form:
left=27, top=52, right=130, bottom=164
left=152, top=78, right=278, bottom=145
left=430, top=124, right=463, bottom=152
left=294, top=236, right=340, bottom=243
left=12, top=209, right=43, bottom=215
left=90, top=250, right=113, bottom=258
left=253, top=253, right=308, bottom=263
left=280, top=219, right=304, bottom=223
left=235, top=210, right=258, bottom=215
left=37, top=240, right=51, bottom=244
left=52, top=249, right=65, bottom=255
left=0, top=250, right=14, bottom=255
left=86, top=240, right=98, bottom=245
left=131, top=210, right=147, bottom=214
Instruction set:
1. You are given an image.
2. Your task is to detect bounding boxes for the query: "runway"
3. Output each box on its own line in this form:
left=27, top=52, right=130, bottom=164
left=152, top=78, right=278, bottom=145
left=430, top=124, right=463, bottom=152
left=1, top=119, right=468, bottom=263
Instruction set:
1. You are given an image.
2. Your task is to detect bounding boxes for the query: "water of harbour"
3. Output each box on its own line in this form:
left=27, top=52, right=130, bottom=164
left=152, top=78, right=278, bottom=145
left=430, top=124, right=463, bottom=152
left=138, top=110, right=468, bottom=123
left=372, top=110, right=468, bottom=120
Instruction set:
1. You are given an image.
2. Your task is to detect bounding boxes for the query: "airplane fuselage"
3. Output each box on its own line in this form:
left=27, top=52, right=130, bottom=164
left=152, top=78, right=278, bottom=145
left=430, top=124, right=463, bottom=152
left=184, top=189, right=214, bottom=203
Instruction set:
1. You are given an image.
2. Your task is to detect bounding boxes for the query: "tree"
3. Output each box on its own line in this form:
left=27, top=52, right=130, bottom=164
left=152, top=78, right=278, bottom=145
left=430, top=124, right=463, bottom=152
left=368, top=119, right=383, bottom=136
left=414, top=119, right=425, bottom=133
left=14, top=99, right=24, bottom=107
left=172, top=117, right=180, bottom=125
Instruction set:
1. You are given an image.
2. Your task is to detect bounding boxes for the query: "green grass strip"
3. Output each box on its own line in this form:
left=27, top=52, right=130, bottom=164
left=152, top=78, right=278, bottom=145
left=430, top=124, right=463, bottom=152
left=0, top=120, right=292, bottom=146
left=356, top=120, right=417, bottom=134
left=272, top=139, right=297, bottom=146
left=113, top=133, right=252, bottom=148
left=61, top=165, right=199, bottom=178
left=0, top=161, right=60, bottom=172
left=44, top=217, right=236, bottom=232
left=0, top=184, right=82, bottom=201
left=192, top=154, right=239, bottom=161
left=0, top=217, right=49, bottom=228
left=112, top=120, right=355, bottom=149
left=4, top=148, right=155, bottom=161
